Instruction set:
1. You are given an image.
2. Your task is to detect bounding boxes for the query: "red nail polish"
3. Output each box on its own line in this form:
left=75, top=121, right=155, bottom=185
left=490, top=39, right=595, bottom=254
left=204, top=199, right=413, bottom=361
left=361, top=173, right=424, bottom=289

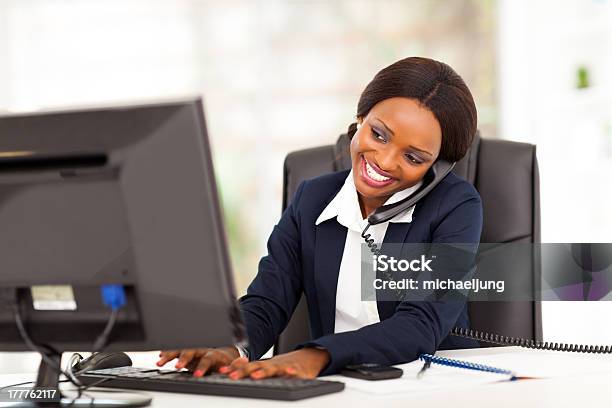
left=219, top=366, right=229, bottom=373
left=194, top=370, right=203, bottom=377
left=230, top=372, right=239, bottom=379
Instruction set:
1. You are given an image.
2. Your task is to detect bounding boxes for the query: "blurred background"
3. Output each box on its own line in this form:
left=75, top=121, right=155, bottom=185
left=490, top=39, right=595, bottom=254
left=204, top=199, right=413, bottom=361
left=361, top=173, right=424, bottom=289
left=0, top=0, right=611, bottom=347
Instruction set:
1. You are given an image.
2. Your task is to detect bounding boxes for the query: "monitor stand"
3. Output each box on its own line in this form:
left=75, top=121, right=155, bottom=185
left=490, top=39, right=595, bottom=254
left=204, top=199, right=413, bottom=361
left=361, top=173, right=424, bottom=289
left=5, top=350, right=152, bottom=407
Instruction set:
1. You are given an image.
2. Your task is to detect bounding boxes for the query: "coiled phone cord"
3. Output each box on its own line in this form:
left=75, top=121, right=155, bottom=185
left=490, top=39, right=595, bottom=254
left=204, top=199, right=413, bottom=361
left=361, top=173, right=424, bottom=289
left=363, top=225, right=612, bottom=355
left=451, top=327, right=612, bottom=354
left=361, top=224, right=382, bottom=256
left=362, top=224, right=397, bottom=286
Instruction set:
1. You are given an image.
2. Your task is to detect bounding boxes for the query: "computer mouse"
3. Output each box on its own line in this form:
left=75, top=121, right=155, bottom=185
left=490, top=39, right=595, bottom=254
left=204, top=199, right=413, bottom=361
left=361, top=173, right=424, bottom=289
left=73, top=351, right=133, bottom=373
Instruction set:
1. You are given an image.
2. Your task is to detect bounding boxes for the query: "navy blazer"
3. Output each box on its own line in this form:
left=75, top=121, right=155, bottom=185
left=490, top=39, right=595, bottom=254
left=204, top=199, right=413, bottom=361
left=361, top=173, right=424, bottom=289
left=239, top=169, right=483, bottom=375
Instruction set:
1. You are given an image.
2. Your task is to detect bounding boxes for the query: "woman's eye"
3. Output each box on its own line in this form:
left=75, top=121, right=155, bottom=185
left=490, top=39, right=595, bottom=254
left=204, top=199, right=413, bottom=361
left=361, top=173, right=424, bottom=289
left=405, top=154, right=423, bottom=164
left=372, top=129, right=386, bottom=142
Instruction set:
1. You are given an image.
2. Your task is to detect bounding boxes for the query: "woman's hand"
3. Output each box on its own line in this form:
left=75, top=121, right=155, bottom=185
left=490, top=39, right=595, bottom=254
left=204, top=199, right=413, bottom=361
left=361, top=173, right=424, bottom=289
left=220, top=348, right=330, bottom=380
left=157, top=347, right=240, bottom=377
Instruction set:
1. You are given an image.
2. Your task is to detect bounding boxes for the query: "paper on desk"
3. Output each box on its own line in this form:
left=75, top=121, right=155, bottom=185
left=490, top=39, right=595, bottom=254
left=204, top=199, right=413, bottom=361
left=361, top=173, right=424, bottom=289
left=336, top=349, right=612, bottom=396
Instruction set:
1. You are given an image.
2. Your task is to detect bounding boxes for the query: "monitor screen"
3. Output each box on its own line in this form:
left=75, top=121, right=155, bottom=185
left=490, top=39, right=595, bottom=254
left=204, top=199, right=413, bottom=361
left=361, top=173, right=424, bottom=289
left=0, top=99, right=246, bottom=352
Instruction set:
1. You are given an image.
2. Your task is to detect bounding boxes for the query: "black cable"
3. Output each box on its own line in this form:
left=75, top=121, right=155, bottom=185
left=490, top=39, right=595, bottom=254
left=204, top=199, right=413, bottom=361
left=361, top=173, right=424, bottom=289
left=63, top=378, right=112, bottom=406
left=451, top=327, right=612, bottom=353
left=0, top=380, right=36, bottom=392
left=362, top=222, right=612, bottom=355
left=361, top=224, right=382, bottom=257
left=3, top=288, right=125, bottom=405
left=63, top=308, right=121, bottom=401
left=62, top=378, right=152, bottom=406
left=362, top=223, right=406, bottom=301
left=11, top=301, right=122, bottom=393
left=12, top=304, right=81, bottom=387
left=1, top=378, right=145, bottom=406
left=0, top=379, right=71, bottom=392
left=92, top=308, right=119, bottom=353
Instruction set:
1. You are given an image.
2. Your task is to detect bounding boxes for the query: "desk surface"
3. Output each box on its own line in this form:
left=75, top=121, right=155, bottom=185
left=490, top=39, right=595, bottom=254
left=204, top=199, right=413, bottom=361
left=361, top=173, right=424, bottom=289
left=2, top=347, right=611, bottom=408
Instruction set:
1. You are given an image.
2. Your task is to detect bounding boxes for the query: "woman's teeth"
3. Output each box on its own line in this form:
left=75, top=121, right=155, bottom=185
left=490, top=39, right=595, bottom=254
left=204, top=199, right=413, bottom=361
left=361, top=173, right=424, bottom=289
left=365, top=160, right=391, bottom=182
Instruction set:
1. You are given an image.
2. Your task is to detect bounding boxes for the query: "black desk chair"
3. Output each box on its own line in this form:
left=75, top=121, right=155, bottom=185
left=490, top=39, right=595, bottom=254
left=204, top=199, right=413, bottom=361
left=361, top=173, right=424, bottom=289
left=275, top=132, right=542, bottom=354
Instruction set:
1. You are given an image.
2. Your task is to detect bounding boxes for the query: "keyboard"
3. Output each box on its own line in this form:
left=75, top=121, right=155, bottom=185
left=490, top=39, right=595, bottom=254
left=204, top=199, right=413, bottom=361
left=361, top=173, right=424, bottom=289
left=77, top=366, right=345, bottom=401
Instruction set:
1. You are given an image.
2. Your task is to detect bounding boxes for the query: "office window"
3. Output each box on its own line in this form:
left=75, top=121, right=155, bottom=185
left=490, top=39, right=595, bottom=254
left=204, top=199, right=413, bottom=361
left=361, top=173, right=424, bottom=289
left=194, top=0, right=497, bottom=292
left=498, top=0, right=612, bottom=344
left=0, top=0, right=496, bottom=294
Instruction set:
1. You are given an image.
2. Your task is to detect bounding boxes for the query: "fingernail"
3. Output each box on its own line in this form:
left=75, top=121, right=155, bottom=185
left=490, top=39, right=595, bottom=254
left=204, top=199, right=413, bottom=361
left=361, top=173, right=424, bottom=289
left=219, top=366, right=229, bottom=373
left=229, top=372, right=239, bottom=380
left=175, top=364, right=182, bottom=369
left=156, top=361, right=162, bottom=367
left=251, top=371, right=263, bottom=378
left=194, top=370, right=203, bottom=377
left=286, top=367, right=296, bottom=374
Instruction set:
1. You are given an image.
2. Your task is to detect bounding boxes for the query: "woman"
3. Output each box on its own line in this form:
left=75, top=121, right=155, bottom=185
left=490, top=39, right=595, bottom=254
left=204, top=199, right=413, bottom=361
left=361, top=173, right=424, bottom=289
left=157, top=56, right=482, bottom=379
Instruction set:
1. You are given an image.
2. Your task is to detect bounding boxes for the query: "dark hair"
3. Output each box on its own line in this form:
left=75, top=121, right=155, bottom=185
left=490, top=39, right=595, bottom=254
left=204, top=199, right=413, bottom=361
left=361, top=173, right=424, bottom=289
left=348, top=57, right=477, bottom=162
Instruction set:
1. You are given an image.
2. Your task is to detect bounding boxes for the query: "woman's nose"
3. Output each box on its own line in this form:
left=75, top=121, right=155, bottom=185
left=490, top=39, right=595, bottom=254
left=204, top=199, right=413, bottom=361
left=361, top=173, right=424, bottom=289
left=375, top=150, right=398, bottom=173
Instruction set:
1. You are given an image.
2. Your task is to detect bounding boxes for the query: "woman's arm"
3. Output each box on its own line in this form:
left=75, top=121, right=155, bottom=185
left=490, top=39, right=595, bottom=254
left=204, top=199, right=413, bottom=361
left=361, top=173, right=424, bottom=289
left=238, top=181, right=307, bottom=360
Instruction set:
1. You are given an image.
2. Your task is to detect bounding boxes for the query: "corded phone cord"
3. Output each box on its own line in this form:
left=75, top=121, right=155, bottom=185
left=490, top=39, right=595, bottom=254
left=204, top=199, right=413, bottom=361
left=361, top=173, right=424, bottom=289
left=451, top=326, right=612, bottom=353
left=362, top=224, right=400, bottom=288
left=359, top=160, right=612, bottom=355
left=361, top=224, right=382, bottom=256
left=364, top=224, right=612, bottom=355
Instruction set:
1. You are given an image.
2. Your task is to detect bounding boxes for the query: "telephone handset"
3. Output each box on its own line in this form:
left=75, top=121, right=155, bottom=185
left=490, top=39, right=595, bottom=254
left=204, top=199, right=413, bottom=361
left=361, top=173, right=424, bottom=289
left=360, top=158, right=457, bottom=287
left=367, top=159, right=456, bottom=225
left=361, top=159, right=455, bottom=257
left=360, top=160, right=612, bottom=354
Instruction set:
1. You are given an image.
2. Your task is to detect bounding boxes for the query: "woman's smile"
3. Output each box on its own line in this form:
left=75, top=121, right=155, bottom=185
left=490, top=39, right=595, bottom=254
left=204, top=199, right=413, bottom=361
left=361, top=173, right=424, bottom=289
left=360, top=155, right=396, bottom=188
left=349, top=96, right=445, bottom=218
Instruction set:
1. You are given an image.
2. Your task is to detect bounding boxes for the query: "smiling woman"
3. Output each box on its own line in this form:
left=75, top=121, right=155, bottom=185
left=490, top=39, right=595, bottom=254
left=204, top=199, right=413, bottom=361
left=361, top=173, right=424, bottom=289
left=158, top=56, right=483, bottom=381
left=352, top=98, right=443, bottom=217
left=347, top=57, right=477, bottom=218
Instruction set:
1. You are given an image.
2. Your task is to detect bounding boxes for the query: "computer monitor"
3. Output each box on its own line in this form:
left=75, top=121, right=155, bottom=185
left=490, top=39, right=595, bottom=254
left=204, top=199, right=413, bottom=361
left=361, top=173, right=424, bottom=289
left=0, top=99, right=246, bottom=400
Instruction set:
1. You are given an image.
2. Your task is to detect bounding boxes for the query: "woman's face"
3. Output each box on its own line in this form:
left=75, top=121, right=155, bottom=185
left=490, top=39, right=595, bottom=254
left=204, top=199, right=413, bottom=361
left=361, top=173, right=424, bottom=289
left=350, top=97, right=442, bottom=203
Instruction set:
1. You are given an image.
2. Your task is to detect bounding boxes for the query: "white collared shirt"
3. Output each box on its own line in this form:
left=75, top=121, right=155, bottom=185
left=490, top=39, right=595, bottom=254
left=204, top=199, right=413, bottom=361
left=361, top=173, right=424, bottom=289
left=315, top=170, right=422, bottom=333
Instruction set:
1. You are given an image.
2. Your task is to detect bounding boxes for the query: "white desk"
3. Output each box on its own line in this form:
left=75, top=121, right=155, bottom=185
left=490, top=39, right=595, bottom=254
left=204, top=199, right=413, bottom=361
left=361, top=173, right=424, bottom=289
left=2, top=347, right=612, bottom=407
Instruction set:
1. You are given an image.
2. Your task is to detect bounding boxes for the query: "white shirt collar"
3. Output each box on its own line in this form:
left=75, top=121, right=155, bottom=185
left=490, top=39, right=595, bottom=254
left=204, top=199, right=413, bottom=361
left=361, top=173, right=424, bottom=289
left=315, top=170, right=422, bottom=232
